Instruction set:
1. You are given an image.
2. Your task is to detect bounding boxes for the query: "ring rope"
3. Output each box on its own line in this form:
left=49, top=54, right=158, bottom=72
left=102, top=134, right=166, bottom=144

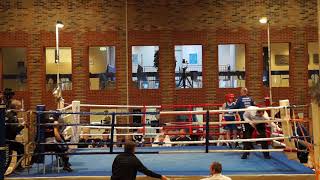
left=160, top=106, right=288, bottom=115
left=80, top=104, right=161, bottom=108
left=83, top=126, right=162, bottom=130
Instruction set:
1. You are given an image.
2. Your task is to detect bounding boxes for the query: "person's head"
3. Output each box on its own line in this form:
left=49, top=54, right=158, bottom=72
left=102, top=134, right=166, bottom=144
left=210, top=162, right=222, bottom=175
left=124, top=141, right=136, bottom=154
left=9, top=99, right=22, bottom=110
left=137, top=128, right=143, bottom=133
left=256, top=109, right=265, bottom=117
left=102, top=131, right=109, bottom=140
left=179, top=129, right=186, bottom=138
left=240, top=87, right=248, bottom=96
left=225, top=93, right=235, bottom=103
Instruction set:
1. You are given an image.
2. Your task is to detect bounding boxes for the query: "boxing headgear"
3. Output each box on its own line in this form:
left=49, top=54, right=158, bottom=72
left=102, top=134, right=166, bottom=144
left=225, top=93, right=235, bottom=103
left=264, top=96, right=270, bottom=106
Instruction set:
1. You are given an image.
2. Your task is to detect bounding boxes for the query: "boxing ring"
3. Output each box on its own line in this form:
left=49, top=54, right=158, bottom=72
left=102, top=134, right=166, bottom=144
left=7, top=146, right=314, bottom=180
left=2, top=101, right=318, bottom=180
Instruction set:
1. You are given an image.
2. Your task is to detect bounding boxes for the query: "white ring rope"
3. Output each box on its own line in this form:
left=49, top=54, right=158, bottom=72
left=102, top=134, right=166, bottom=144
left=160, top=106, right=287, bottom=115
left=272, top=133, right=284, bottom=137
left=273, top=140, right=286, bottom=147
left=165, top=119, right=286, bottom=126
left=80, top=133, right=161, bottom=136
left=58, top=104, right=72, bottom=111
left=83, top=126, right=162, bottom=130
left=80, top=104, right=161, bottom=108
left=79, top=133, right=287, bottom=144
left=158, top=149, right=285, bottom=154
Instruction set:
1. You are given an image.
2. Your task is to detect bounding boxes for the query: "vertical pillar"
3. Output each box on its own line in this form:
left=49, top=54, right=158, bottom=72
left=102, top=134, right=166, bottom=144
left=0, top=104, right=6, bottom=179
left=312, top=102, right=320, bottom=171
left=71, top=101, right=80, bottom=144
left=205, top=110, right=210, bottom=153
left=110, top=112, right=116, bottom=153
left=36, top=105, right=46, bottom=164
left=279, top=100, right=295, bottom=149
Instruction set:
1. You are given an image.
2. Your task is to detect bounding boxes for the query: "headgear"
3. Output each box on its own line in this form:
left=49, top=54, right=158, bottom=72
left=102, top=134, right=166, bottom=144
left=225, top=93, right=235, bottom=103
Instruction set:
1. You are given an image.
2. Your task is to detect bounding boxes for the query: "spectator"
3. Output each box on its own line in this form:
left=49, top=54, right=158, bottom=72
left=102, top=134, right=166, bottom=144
left=173, top=129, right=191, bottom=146
left=201, top=162, right=231, bottom=180
left=5, top=99, right=25, bottom=170
left=111, top=141, right=168, bottom=180
left=132, top=129, right=144, bottom=147
left=100, top=131, right=111, bottom=148
left=153, top=129, right=171, bottom=147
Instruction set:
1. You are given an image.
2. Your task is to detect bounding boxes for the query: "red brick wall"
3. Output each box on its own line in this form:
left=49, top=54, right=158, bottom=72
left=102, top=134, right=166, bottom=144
left=0, top=0, right=317, bottom=115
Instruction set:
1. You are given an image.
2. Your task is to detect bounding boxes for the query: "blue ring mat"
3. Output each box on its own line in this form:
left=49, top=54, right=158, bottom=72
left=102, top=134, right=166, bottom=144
left=10, top=146, right=314, bottom=177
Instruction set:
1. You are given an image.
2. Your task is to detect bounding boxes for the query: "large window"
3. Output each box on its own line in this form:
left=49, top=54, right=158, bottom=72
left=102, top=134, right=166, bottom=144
left=46, top=47, right=72, bottom=90
left=175, top=45, right=202, bottom=89
left=263, top=43, right=290, bottom=87
left=132, top=46, right=159, bottom=89
left=218, top=44, right=245, bottom=88
left=89, top=46, right=116, bottom=90
left=1, top=48, right=27, bottom=91
left=308, top=42, right=319, bottom=87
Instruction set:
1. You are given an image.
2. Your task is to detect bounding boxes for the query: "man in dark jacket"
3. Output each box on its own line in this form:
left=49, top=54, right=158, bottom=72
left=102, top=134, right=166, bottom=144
left=5, top=99, right=25, bottom=169
left=111, top=141, right=168, bottom=180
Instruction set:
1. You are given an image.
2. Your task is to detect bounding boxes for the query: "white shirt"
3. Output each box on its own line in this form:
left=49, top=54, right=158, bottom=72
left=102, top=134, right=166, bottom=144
left=152, top=135, right=172, bottom=147
left=243, top=106, right=282, bottom=133
left=201, top=173, right=232, bottom=180
left=243, top=106, right=269, bottom=126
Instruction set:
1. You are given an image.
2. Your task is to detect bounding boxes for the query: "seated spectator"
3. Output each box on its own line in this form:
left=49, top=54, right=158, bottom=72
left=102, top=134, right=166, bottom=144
left=201, top=162, right=231, bottom=180
left=94, top=138, right=102, bottom=148
left=294, top=123, right=311, bottom=163
left=43, top=114, right=72, bottom=172
left=79, top=135, right=95, bottom=148
left=132, top=129, right=144, bottom=147
left=100, top=131, right=111, bottom=148
left=174, top=129, right=191, bottom=146
left=153, top=129, right=171, bottom=147
left=175, top=129, right=191, bottom=141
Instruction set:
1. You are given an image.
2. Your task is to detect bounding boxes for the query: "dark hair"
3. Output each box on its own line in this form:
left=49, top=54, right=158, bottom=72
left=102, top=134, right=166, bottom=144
left=124, top=141, right=136, bottom=153
left=210, top=162, right=222, bottom=173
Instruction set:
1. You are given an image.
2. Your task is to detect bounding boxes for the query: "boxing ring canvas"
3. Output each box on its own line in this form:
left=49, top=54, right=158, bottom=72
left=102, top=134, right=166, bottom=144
left=7, top=146, right=314, bottom=180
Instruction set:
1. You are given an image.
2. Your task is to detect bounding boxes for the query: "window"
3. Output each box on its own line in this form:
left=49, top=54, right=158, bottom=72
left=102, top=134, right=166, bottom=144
left=218, top=44, right=245, bottom=88
left=263, top=43, right=290, bottom=87
left=45, top=47, right=72, bottom=90
left=308, top=42, right=319, bottom=87
left=175, top=45, right=203, bottom=88
left=132, top=46, right=159, bottom=89
left=1, top=48, right=27, bottom=91
left=89, top=46, right=116, bottom=90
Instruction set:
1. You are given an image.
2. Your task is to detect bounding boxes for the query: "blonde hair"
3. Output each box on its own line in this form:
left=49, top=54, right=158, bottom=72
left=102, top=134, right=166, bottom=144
left=10, top=99, right=22, bottom=109
left=240, top=87, right=248, bottom=95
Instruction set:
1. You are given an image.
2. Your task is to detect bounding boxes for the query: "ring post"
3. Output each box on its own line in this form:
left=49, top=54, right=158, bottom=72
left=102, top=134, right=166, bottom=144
left=312, top=101, right=320, bottom=173
left=110, top=112, right=116, bottom=153
left=36, top=105, right=46, bottom=164
left=0, top=103, right=6, bottom=179
left=71, top=101, right=80, bottom=145
left=279, top=100, right=295, bottom=149
left=205, top=110, right=210, bottom=153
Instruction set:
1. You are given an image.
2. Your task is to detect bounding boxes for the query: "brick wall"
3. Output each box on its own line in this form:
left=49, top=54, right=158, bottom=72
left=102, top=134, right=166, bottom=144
left=0, top=0, right=318, bottom=116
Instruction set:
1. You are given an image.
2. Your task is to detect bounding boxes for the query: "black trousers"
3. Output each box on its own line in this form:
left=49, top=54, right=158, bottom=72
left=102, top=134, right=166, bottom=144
left=242, top=124, right=269, bottom=157
left=296, top=142, right=309, bottom=163
left=7, top=141, right=24, bottom=162
left=242, top=124, right=254, bottom=154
